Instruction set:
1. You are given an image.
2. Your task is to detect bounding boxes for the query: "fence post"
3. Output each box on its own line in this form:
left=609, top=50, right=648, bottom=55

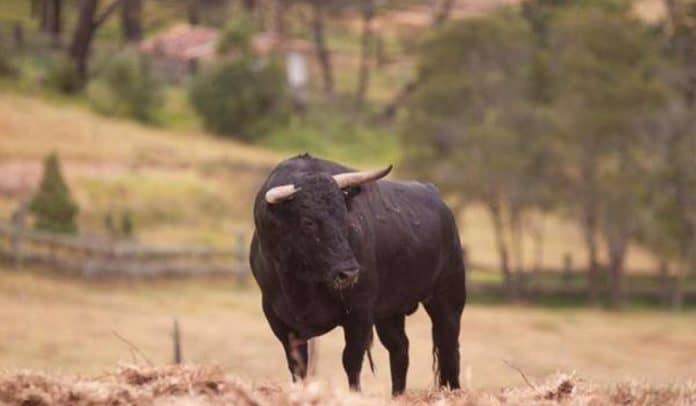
left=562, top=253, right=573, bottom=289
left=172, top=318, right=182, bottom=364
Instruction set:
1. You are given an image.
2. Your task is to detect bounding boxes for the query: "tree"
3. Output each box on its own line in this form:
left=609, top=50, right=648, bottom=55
left=120, top=0, right=143, bottom=42
left=69, top=0, right=123, bottom=85
left=189, top=59, right=288, bottom=139
left=549, top=8, right=667, bottom=307
left=640, top=101, right=696, bottom=309
left=29, top=153, right=79, bottom=234
left=400, top=12, right=548, bottom=297
left=378, top=0, right=461, bottom=120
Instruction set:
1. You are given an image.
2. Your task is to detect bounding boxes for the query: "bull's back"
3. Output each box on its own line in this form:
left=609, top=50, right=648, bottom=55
left=352, top=180, right=464, bottom=318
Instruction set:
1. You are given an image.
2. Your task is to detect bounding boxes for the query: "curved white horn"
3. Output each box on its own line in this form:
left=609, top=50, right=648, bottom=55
left=333, top=165, right=393, bottom=189
left=265, top=184, right=300, bottom=204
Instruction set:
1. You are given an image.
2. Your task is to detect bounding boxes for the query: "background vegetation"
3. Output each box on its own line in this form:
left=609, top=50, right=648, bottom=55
left=0, top=0, right=695, bottom=399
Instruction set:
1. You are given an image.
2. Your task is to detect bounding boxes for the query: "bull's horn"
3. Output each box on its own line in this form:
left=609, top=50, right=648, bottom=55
left=333, top=165, right=393, bottom=189
left=265, top=184, right=300, bottom=204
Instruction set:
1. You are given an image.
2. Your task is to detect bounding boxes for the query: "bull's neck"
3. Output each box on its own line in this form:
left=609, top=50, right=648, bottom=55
left=278, top=270, right=344, bottom=322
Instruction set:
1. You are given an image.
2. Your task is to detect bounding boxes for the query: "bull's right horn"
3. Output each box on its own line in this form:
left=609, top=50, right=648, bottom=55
left=265, top=184, right=300, bottom=204
left=333, top=165, right=392, bottom=189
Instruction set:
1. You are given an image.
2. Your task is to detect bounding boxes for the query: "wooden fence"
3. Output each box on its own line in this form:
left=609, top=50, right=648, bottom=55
left=0, top=223, right=249, bottom=279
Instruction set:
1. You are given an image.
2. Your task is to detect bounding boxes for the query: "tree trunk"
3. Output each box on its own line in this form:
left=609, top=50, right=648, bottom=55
left=658, top=260, right=671, bottom=307
left=272, top=0, right=286, bottom=39
left=311, top=0, right=334, bottom=97
left=532, top=213, right=545, bottom=273
left=606, top=230, right=628, bottom=309
left=671, top=262, right=687, bottom=310
left=70, top=0, right=122, bottom=85
left=355, top=2, right=374, bottom=111
left=188, top=0, right=199, bottom=25
left=121, top=0, right=142, bottom=43
left=376, top=0, right=455, bottom=120
left=70, top=0, right=99, bottom=82
left=509, top=206, right=525, bottom=295
left=581, top=210, right=601, bottom=305
left=432, top=0, right=455, bottom=26
left=488, top=200, right=513, bottom=297
left=44, top=0, right=63, bottom=46
left=243, top=0, right=256, bottom=11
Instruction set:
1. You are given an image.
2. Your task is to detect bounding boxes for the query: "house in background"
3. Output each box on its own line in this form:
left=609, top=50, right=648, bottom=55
left=139, top=24, right=314, bottom=96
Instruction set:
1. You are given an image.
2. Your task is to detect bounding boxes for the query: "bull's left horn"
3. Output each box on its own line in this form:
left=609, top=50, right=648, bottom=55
left=333, top=165, right=392, bottom=189
left=265, top=184, right=300, bottom=204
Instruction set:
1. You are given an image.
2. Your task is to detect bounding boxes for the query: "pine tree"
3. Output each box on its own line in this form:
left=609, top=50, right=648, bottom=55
left=29, top=152, right=79, bottom=234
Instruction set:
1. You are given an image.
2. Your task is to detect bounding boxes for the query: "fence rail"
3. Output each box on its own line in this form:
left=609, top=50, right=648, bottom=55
left=0, top=223, right=249, bottom=278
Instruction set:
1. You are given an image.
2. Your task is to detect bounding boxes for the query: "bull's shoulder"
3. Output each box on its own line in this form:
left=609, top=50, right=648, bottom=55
left=374, top=180, right=444, bottom=209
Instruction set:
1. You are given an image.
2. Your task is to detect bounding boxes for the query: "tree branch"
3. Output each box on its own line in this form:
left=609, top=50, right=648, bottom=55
left=93, top=0, right=123, bottom=30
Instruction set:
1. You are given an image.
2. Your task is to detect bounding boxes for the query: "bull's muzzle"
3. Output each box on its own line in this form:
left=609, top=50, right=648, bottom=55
left=333, top=268, right=360, bottom=290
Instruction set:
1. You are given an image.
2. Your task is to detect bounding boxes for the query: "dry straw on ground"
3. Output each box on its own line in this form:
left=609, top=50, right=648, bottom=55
left=1, top=365, right=694, bottom=406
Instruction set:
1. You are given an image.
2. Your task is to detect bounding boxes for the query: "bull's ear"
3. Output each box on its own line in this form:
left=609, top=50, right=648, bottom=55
left=265, top=185, right=300, bottom=204
left=333, top=165, right=392, bottom=189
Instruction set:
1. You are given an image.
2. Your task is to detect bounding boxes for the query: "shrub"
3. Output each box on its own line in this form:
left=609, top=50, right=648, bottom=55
left=217, top=18, right=255, bottom=55
left=44, top=56, right=81, bottom=94
left=87, top=50, right=163, bottom=123
left=189, top=59, right=288, bottom=140
left=29, top=153, right=79, bottom=234
left=0, top=44, right=18, bottom=78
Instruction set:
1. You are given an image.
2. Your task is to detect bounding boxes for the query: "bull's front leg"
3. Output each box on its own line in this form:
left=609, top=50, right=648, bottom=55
left=342, top=312, right=373, bottom=391
left=262, top=298, right=308, bottom=381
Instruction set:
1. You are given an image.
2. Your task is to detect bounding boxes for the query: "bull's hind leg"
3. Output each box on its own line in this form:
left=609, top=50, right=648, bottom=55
left=423, top=273, right=466, bottom=389
left=375, top=315, right=409, bottom=396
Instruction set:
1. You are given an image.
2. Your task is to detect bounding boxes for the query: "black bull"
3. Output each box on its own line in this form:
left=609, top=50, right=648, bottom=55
left=250, top=154, right=466, bottom=395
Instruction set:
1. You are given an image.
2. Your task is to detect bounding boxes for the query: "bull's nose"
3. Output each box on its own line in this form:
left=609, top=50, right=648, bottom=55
left=334, top=268, right=360, bottom=289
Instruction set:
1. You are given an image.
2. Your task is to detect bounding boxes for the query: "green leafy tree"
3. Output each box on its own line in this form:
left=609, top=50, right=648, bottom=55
left=88, top=50, right=163, bottom=123
left=29, top=153, right=79, bottom=234
left=189, top=59, right=288, bottom=140
left=549, top=8, right=667, bottom=307
left=400, top=11, right=555, bottom=296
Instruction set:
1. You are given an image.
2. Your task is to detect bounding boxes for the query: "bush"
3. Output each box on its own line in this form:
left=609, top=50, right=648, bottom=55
left=0, top=44, right=19, bottom=78
left=217, top=18, right=255, bottom=55
left=189, top=59, right=288, bottom=140
left=87, top=50, right=163, bottom=123
left=29, top=153, right=79, bottom=234
left=44, top=56, right=82, bottom=94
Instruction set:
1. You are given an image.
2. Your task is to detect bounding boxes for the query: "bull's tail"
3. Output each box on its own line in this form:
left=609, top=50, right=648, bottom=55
left=366, top=329, right=376, bottom=375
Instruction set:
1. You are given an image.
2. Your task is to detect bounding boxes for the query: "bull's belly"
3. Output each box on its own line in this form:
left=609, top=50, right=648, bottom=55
left=373, top=278, right=434, bottom=319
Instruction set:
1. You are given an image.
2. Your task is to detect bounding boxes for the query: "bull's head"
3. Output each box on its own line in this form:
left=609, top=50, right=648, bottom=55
left=264, top=166, right=391, bottom=290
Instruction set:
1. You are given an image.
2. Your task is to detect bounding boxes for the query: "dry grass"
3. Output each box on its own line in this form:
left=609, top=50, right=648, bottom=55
left=0, top=270, right=694, bottom=398
left=1, top=366, right=694, bottom=405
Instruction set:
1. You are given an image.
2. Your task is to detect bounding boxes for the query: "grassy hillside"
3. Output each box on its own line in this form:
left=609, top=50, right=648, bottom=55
left=0, top=269, right=694, bottom=393
left=0, top=91, right=661, bottom=270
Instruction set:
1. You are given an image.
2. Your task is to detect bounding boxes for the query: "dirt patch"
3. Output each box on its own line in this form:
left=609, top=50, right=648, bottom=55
left=0, top=366, right=694, bottom=405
